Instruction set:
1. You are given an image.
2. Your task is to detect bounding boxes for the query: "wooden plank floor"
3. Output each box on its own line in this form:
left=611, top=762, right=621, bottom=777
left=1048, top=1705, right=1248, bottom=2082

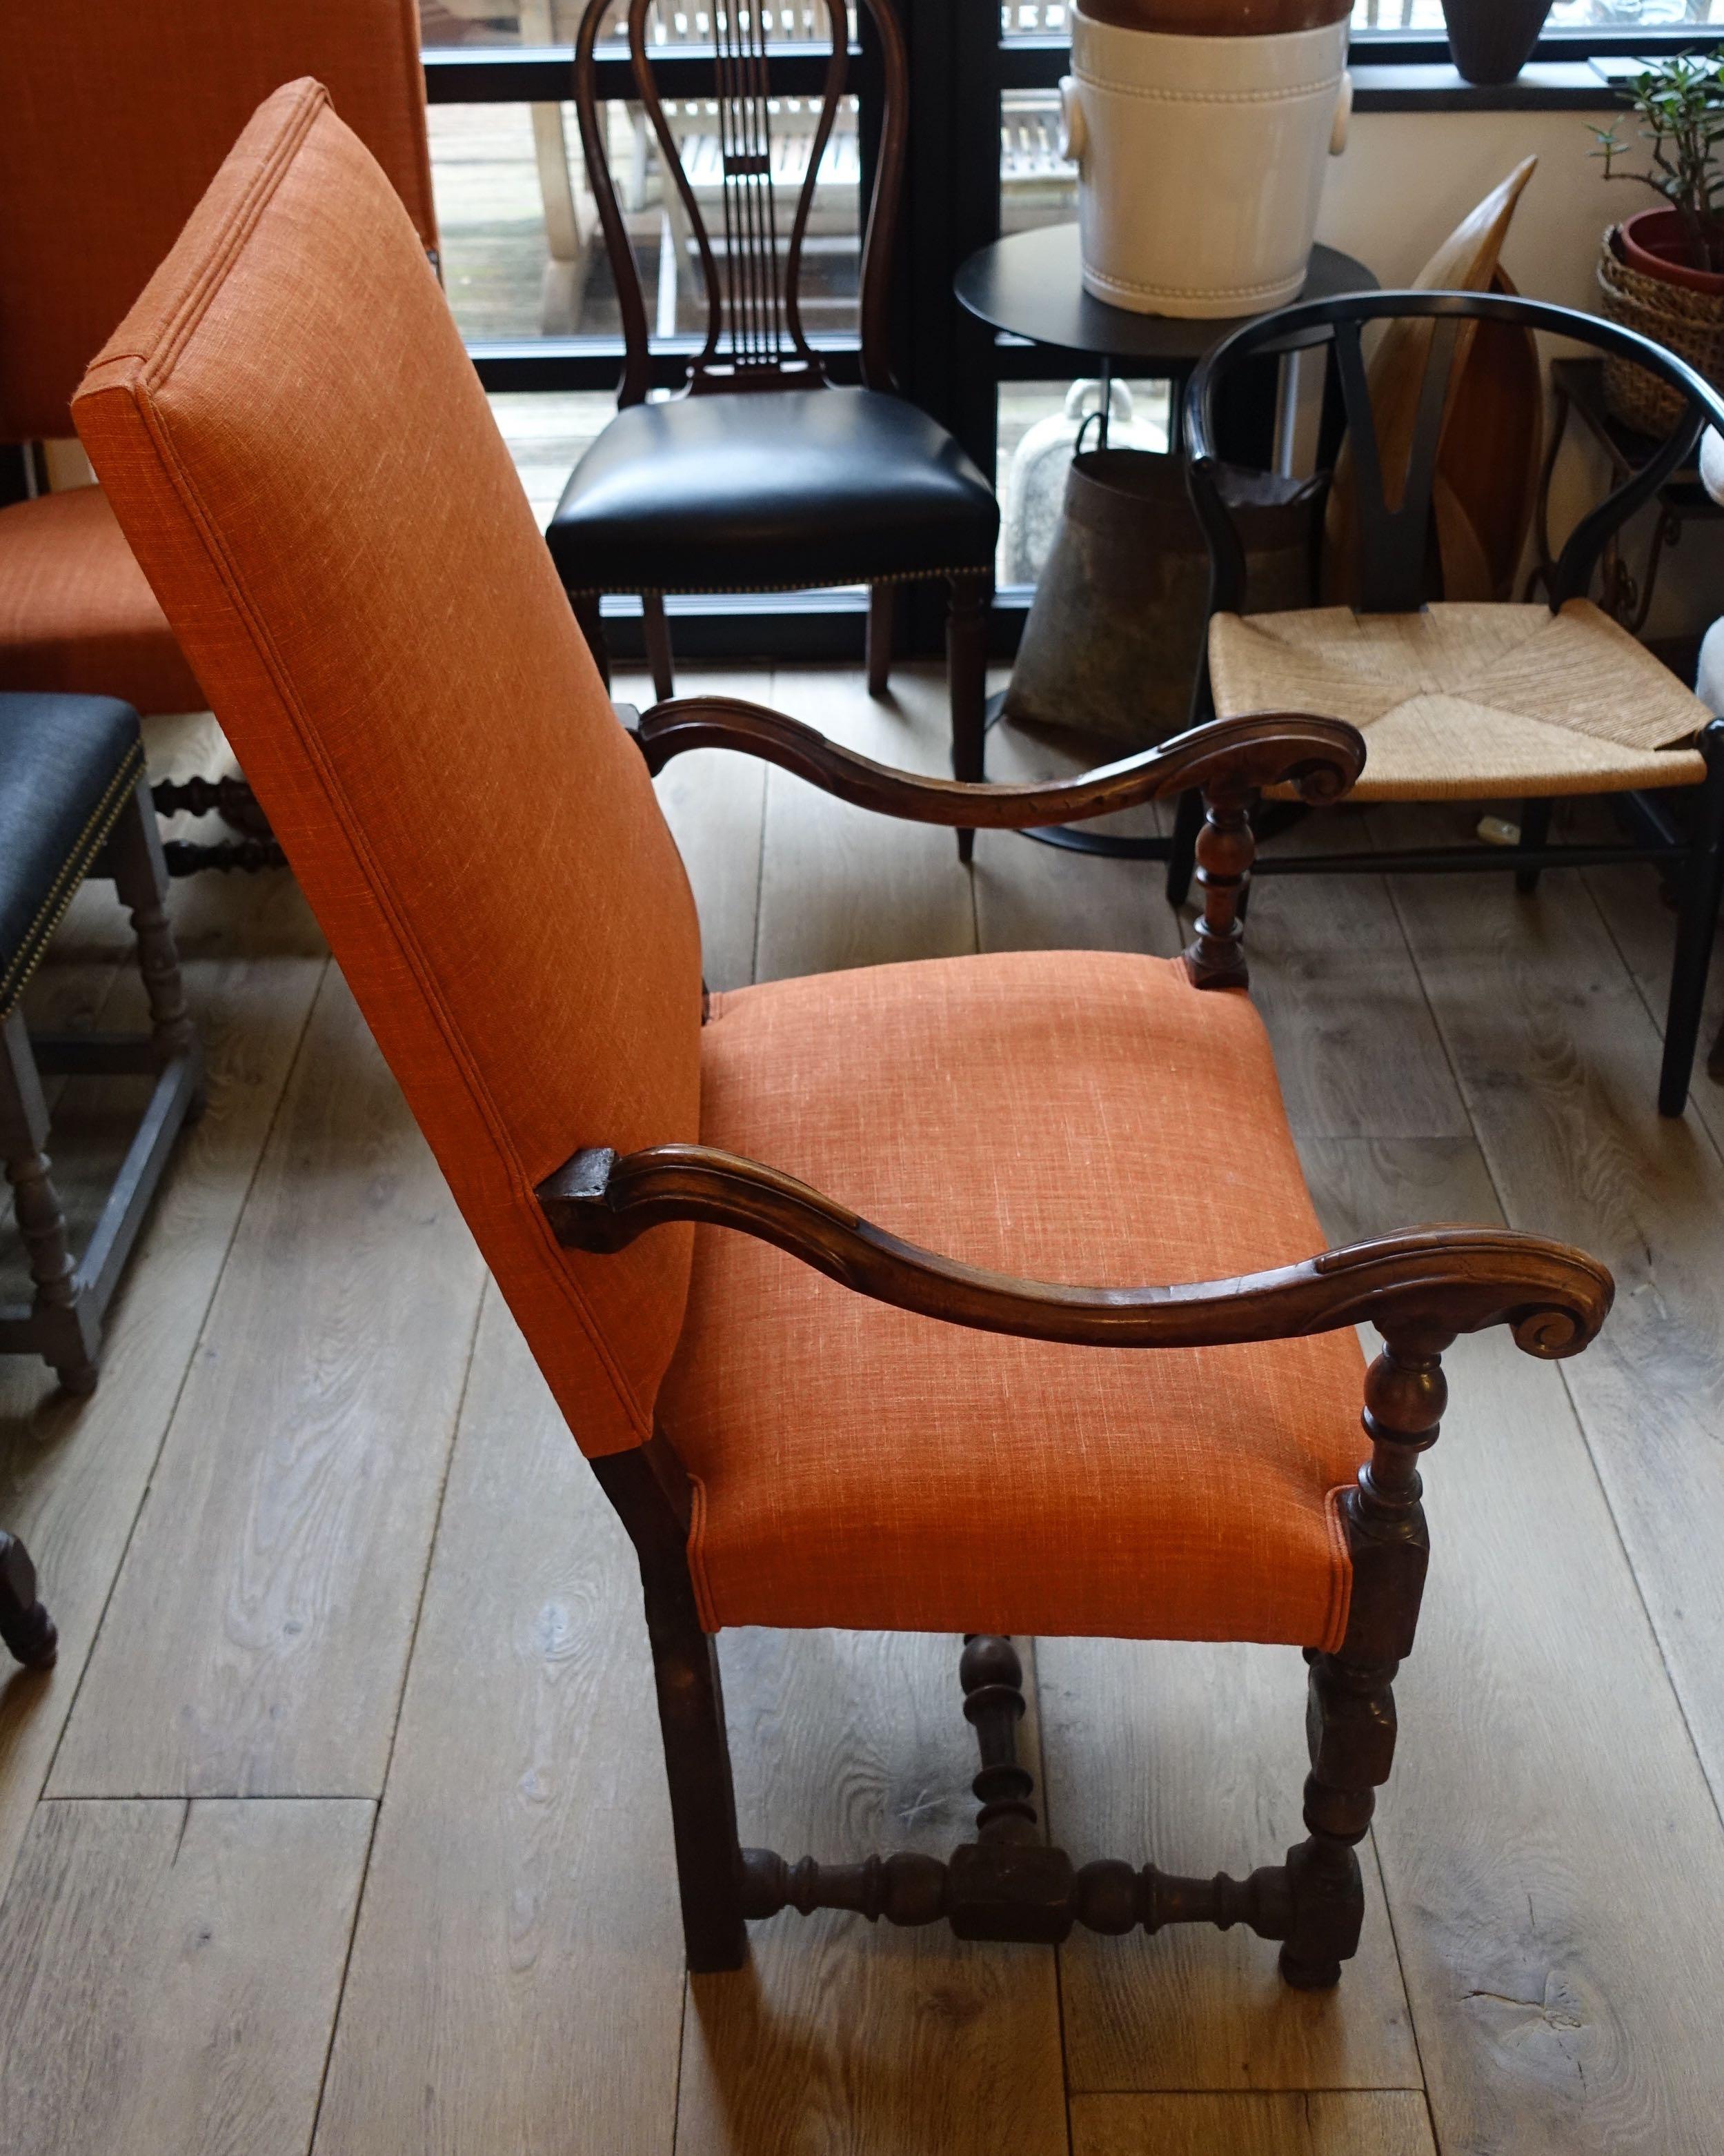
left=5, top=668, right=1724, bottom=2151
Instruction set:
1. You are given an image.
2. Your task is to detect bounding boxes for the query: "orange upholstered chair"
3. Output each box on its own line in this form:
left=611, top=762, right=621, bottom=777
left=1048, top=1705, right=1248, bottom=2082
left=75, top=82, right=1613, bottom=1994
left=0, top=0, right=435, bottom=852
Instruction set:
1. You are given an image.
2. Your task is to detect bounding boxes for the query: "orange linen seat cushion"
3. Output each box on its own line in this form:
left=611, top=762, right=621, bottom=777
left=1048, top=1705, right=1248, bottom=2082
left=657, top=949, right=1366, bottom=1649
left=0, top=487, right=204, bottom=714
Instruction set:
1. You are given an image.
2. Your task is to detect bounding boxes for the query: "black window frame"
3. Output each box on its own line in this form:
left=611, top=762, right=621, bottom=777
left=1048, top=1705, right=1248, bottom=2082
left=424, top=7, right=1724, bottom=664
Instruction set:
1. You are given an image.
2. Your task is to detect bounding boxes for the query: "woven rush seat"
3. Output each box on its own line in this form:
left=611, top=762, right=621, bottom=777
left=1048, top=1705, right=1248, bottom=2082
left=1209, top=598, right=1711, bottom=800
left=657, top=949, right=1366, bottom=1648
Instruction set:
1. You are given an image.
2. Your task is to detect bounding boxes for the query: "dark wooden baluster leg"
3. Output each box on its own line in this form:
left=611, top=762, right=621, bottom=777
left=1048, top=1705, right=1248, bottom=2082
left=105, top=780, right=201, bottom=1101
left=1281, top=1332, right=1435, bottom=1989
left=947, top=571, right=991, bottom=865
left=960, top=1636, right=1038, bottom=1844
left=642, top=593, right=676, bottom=704
left=572, top=591, right=612, bottom=691
left=1, top=1007, right=97, bottom=1395
left=592, top=1445, right=747, bottom=1972
left=867, top=582, right=897, bottom=698
left=0, top=1530, right=57, bottom=1670
left=1182, top=775, right=1256, bottom=991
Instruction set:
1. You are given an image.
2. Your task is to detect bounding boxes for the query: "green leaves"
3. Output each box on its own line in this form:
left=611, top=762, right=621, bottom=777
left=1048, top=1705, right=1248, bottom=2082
left=1592, top=49, right=1724, bottom=265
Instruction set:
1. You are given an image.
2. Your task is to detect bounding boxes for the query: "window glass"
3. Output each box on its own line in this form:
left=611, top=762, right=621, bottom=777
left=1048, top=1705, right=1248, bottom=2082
left=419, top=1, right=579, bottom=48
left=1354, top=2, right=1720, bottom=23
left=995, top=1, right=1724, bottom=36
left=430, top=96, right=860, bottom=344
left=489, top=390, right=619, bottom=519
left=419, top=3, right=860, bottom=50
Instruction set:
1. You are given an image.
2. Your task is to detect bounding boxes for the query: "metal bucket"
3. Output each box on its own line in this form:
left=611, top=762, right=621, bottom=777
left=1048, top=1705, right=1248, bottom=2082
left=1002, top=448, right=1321, bottom=748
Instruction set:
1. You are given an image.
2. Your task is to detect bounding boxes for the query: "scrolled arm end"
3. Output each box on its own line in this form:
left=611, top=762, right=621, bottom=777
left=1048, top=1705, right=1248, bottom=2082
left=1165, top=711, right=1367, bottom=809
left=1314, top=1227, right=1614, bottom=1360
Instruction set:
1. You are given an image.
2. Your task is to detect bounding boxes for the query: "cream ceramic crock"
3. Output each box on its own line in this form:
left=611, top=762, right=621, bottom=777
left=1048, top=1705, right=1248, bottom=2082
left=1061, top=6, right=1351, bottom=318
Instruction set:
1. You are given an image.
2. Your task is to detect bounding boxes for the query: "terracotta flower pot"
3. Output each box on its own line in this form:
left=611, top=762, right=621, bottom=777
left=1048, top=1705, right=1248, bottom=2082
left=1440, top=0, right=1552, bottom=86
left=1618, top=206, right=1724, bottom=297
left=1082, top=0, right=1349, bottom=30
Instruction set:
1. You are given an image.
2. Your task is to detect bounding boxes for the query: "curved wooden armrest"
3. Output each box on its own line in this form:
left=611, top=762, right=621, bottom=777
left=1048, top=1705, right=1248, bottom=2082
left=537, top=1144, right=1612, bottom=1359
left=630, top=698, right=1365, bottom=828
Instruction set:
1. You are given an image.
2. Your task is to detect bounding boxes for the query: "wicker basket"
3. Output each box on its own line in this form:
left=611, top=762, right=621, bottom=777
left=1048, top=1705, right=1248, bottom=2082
left=1596, top=228, right=1724, bottom=437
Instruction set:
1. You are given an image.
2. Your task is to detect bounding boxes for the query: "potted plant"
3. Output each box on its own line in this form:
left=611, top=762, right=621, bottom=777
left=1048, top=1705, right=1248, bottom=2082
left=1441, top=1, right=1553, bottom=88
left=1592, top=52, right=1724, bottom=432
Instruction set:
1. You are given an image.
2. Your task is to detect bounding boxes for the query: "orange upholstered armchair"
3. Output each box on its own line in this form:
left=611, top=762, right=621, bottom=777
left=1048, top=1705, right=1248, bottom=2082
left=0, top=0, right=435, bottom=869
left=74, top=83, right=1613, bottom=1994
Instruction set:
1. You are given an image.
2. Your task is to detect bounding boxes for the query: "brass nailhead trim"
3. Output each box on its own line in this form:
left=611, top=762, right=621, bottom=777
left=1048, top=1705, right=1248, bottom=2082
left=0, top=738, right=146, bottom=1020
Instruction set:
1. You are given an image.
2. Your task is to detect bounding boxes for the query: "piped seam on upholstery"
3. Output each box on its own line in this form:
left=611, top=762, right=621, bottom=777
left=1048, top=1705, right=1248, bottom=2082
left=113, top=84, right=326, bottom=393
left=685, top=1470, right=720, bottom=1632
left=81, top=103, right=662, bottom=1450
left=1320, top=1483, right=1354, bottom=1654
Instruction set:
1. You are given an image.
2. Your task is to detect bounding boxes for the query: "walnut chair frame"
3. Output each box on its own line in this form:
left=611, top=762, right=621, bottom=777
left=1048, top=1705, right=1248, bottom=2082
left=565, top=0, right=994, bottom=834
left=535, top=699, right=1613, bottom=1987
left=1173, top=289, right=1724, bottom=1118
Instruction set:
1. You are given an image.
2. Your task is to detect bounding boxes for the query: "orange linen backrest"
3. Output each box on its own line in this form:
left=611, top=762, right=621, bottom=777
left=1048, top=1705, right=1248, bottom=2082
left=75, top=81, right=705, bottom=1460
left=0, top=0, right=437, bottom=443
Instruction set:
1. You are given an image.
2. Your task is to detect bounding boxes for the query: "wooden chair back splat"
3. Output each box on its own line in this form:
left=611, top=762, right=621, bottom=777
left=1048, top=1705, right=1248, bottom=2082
left=573, top=0, right=908, bottom=405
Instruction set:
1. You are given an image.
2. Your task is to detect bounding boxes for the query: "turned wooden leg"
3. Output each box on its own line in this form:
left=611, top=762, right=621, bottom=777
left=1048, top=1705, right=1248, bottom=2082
left=947, top=571, right=991, bottom=866
left=642, top=593, right=675, bottom=705
left=1282, top=1334, right=1434, bottom=1990
left=0, top=1531, right=57, bottom=1670
left=960, top=1636, right=1038, bottom=1842
left=572, top=592, right=611, bottom=690
left=867, top=583, right=897, bottom=699
left=1183, top=776, right=1258, bottom=991
left=105, top=778, right=199, bottom=1080
left=1280, top=1654, right=1382, bottom=1989
left=1, top=1009, right=97, bottom=1394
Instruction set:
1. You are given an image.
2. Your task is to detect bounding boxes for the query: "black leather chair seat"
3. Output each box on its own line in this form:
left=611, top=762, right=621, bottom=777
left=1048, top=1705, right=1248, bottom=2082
left=0, top=691, right=142, bottom=1018
left=546, top=388, right=999, bottom=593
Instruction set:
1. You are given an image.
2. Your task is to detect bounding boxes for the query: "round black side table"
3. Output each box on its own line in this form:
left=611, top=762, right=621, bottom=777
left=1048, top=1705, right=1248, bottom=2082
left=955, top=224, right=1377, bottom=857
left=958, top=224, right=1377, bottom=446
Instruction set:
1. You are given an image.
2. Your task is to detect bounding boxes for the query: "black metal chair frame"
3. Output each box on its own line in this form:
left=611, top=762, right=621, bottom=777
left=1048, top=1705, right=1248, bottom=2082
left=1173, top=288, right=1724, bottom=1119
left=564, top=0, right=994, bottom=849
